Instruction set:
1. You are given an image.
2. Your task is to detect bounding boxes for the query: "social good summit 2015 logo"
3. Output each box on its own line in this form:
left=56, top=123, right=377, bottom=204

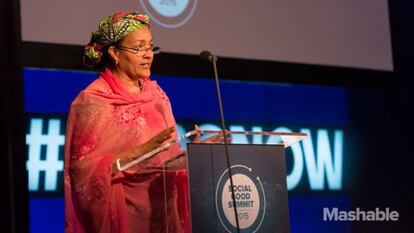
left=216, top=165, right=266, bottom=233
left=139, top=0, right=198, bottom=28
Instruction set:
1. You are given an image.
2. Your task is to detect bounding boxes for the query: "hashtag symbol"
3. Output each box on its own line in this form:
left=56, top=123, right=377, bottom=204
left=26, top=118, right=65, bottom=191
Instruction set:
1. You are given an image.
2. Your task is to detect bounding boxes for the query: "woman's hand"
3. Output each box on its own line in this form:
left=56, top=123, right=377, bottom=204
left=138, top=126, right=175, bottom=156
left=192, top=124, right=232, bottom=144
left=113, top=127, right=175, bottom=173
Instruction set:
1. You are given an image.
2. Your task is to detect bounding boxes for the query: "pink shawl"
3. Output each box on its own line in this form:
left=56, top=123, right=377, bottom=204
left=64, top=69, right=190, bottom=233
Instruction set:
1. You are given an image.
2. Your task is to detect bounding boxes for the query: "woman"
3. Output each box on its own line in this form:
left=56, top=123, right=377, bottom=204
left=64, top=12, right=190, bottom=233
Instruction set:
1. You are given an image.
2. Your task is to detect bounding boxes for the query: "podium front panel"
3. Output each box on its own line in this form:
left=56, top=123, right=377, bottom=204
left=187, top=144, right=290, bottom=233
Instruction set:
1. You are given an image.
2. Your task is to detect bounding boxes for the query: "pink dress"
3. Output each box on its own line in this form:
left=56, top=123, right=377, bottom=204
left=64, top=69, right=191, bottom=233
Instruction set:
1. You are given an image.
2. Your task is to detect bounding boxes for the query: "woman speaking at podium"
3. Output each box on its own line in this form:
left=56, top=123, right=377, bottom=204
left=64, top=12, right=193, bottom=233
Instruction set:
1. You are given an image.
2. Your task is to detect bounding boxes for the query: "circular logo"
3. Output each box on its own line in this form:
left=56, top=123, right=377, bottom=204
left=139, top=0, right=198, bottom=28
left=216, top=165, right=266, bottom=233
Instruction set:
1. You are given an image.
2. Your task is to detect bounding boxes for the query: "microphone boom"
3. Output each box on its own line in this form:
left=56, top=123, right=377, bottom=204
left=199, top=49, right=240, bottom=233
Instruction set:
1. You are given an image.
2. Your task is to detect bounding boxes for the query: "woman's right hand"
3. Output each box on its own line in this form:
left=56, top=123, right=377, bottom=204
left=137, top=126, right=175, bottom=156
left=113, top=126, right=175, bottom=173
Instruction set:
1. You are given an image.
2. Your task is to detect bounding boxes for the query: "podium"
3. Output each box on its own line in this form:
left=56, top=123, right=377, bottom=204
left=188, top=143, right=289, bottom=233
left=117, top=130, right=306, bottom=233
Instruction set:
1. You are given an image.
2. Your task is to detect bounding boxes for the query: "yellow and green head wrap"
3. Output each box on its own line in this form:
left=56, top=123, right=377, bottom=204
left=83, top=11, right=150, bottom=68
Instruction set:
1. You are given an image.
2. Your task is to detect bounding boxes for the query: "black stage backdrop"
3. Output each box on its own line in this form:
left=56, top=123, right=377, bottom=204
left=1, top=0, right=29, bottom=233
left=348, top=1, right=414, bottom=232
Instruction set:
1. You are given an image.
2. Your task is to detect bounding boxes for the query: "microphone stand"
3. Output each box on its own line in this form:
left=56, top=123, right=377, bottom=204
left=209, top=54, right=241, bottom=233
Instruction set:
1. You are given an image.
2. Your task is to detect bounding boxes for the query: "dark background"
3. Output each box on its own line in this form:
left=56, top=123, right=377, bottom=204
left=2, top=0, right=413, bottom=232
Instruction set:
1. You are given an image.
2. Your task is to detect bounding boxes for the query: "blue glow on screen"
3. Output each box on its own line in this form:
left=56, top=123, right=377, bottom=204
left=26, top=118, right=344, bottom=192
left=30, top=198, right=64, bottom=233
left=159, top=77, right=348, bottom=125
left=24, top=68, right=348, bottom=125
left=24, top=68, right=350, bottom=233
left=289, top=195, right=352, bottom=233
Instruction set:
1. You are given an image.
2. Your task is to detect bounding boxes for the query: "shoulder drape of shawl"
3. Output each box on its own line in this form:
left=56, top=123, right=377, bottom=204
left=64, top=69, right=185, bottom=233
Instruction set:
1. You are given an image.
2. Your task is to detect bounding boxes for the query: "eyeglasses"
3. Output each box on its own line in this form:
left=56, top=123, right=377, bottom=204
left=116, top=45, right=161, bottom=56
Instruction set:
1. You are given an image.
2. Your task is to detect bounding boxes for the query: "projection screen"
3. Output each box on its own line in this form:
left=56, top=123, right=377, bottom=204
left=21, top=0, right=393, bottom=71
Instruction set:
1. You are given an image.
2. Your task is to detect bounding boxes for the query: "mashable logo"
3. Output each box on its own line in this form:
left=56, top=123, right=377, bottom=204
left=26, top=118, right=344, bottom=192
left=323, top=208, right=399, bottom=221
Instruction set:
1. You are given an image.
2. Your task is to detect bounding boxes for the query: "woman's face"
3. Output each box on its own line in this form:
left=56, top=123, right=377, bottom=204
left=112, top=28, right=154, bottom=80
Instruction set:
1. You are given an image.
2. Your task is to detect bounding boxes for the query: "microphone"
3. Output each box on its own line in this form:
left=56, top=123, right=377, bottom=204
left=199, top=50, right=241, bottom=233
left=200, top=50, right=217, bottom=63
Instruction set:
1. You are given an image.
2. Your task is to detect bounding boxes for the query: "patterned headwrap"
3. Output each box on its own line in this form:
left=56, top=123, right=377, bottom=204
left=83, top=12, right=150, bottom=68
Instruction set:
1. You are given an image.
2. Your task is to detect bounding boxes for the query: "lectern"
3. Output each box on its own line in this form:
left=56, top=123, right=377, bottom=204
left=118, top=130, right=306, bottom=233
